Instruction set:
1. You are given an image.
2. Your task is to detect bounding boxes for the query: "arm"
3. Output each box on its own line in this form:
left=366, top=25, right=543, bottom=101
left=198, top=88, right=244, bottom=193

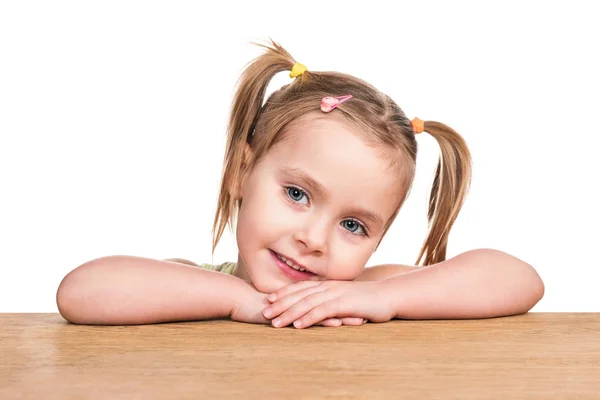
left=379, top=248, right=545, bottom=319
left=56, top=255, right=250, bottom=325
left=355, top=264, right=416, bottom=281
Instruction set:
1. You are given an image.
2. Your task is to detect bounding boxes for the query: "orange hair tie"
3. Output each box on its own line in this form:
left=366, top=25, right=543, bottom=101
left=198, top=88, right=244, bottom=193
left=411, top=117, right=424, bottom=134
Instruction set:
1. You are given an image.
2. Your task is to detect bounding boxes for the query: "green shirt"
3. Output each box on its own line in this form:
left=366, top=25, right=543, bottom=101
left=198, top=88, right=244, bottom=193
left=199, top=262, right=237, bottom=275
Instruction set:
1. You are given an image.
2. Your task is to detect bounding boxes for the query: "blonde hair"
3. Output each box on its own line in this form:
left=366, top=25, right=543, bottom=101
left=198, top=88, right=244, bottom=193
left=212, top=39, right=471, bottom=267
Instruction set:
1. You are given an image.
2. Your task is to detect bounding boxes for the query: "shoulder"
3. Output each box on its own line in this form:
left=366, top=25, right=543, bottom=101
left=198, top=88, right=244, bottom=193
left=203, top=262, right=237, bottom=274
left=163, top=258, right=236, bottom=274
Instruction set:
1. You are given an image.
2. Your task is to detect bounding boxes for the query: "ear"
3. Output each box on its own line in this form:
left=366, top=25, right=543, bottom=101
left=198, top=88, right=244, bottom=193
left=230, top=143, right=254, bottom=200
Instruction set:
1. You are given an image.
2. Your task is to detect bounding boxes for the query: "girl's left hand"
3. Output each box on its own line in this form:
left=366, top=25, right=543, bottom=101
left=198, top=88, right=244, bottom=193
left=262, top=280, right=396, bottom=328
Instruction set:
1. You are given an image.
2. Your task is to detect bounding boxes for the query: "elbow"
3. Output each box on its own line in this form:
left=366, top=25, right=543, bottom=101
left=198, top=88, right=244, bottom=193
left=513, top=275, right=544, bottom=316
left=466, top=248, right=545, bottom=316
left=510, top=252, right=545, bottom=313
left=56, top=266, right=89, bottom=324
left=56, top=271, right=79, bottom=324
left=56, top=256, right=116, bottom=324
left=524, top=265, right=545, bottom=313
left=482, top=248, right=545, bottom=315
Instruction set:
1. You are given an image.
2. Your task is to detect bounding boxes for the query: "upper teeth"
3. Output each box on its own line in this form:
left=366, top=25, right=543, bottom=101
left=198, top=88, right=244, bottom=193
left=277, top=254, right=307, bottom=272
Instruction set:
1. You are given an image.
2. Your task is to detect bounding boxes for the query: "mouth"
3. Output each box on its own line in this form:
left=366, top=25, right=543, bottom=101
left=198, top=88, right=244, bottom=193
left=269, top=249, right=316, bottom=279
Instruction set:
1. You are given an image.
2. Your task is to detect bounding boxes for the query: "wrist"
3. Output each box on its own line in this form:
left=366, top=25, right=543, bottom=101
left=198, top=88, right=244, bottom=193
left=377, top=276, right=405, bottom=319
left=227, top=277, right=252, bottom=317
left=229, top=278, right=265, bottom=318
left=229, top=278, right=272, bottom=324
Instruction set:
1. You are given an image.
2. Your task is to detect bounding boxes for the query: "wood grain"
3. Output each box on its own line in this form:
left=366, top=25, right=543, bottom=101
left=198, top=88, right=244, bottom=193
left=1, top=313, right=598, bottom=399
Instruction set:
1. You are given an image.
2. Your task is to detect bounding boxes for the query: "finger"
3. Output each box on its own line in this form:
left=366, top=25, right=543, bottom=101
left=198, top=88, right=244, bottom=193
left=268, top=280, right=322, bottom=302
left=264, top=285, right=328, bottom=320
left=340, top=317, right=366, bottom=326
left=273, top=290, right=337, bottom=328
left=317, top=318, right=342, bottom=327
left=293, top=298, right=346, bottom=329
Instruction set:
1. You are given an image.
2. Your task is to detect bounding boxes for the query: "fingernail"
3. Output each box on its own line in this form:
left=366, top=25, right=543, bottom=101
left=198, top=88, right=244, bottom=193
left=263, top=308, right=272, bottom=318
left=268, top=294, right=276, bottom=301
left=273, top=318, right=281, bottom=327
left=293, top=320, right=302, bottom=328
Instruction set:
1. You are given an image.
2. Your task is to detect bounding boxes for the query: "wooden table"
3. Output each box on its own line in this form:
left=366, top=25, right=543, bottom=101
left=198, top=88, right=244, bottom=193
left=1, top=313, right=598, bottom=399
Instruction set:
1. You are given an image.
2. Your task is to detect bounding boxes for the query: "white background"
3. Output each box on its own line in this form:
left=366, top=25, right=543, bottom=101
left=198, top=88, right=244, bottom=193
left=1, top=1, right=598, bottom=312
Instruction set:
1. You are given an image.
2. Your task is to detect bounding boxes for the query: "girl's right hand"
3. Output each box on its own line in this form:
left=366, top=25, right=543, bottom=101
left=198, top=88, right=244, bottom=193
left=230, top=281, right=366, bottom=327
left=229, top=281, right=272, bottom=325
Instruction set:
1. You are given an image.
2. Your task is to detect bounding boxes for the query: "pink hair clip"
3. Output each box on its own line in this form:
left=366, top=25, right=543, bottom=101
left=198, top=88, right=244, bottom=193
left=320, top=94, right=353, bottom=112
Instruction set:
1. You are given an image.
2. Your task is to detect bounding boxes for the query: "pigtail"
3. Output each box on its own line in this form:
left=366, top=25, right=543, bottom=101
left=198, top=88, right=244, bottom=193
left=415, top=121, right=472, bottom=266
left=212, top=39, right=297, bottom=253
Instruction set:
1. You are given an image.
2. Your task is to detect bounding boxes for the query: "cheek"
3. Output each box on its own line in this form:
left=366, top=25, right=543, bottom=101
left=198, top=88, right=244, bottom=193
left=328, top=238, right=373, bottom=280
left=236, top=184, right=291, bottom=245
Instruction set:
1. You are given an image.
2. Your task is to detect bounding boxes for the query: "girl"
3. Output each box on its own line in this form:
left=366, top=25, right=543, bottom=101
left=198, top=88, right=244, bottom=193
left=56, top=40, right=544, bottom=329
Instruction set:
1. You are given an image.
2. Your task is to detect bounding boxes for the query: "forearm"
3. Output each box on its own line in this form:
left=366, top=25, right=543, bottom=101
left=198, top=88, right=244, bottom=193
left=381, top=249, right=545, bottom=319
left=56, top=255, right=246, bottom=325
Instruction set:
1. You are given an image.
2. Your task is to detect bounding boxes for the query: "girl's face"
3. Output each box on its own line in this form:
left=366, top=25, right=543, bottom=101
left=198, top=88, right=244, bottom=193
left=234, top=111, right=405, bottom=293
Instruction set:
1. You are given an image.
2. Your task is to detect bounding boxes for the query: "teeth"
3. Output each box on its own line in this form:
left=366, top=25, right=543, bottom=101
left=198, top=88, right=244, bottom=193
left=277, top=253, right=306, bottom=272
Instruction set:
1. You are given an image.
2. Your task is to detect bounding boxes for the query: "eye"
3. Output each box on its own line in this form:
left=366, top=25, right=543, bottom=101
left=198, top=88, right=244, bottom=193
left=286, top=186, right=309, bottom=205
left=341, top=219, right=368, bottom=236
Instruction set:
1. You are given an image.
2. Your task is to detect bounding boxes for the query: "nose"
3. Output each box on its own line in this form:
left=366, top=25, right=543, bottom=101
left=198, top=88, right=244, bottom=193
left=292, top=218, right=329, bottom=255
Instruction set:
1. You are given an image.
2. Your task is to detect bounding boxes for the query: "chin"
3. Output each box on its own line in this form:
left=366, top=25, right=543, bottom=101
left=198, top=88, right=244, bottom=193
left=249, top=273, right=285, bottom=294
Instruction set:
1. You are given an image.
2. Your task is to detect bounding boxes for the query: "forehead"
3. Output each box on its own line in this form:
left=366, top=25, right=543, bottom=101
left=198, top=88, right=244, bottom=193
left=263, top=112, right=405, bottom=217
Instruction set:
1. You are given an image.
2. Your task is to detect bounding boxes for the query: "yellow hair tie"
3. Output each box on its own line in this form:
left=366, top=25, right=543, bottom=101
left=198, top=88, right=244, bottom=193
left=411, top=117, right=424, bottom=134
left=290, top=62, right=307, bottom=78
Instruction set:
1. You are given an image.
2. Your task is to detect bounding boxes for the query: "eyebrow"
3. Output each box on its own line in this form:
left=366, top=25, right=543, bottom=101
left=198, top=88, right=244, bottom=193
left=277, top=166, right=385, bottom=228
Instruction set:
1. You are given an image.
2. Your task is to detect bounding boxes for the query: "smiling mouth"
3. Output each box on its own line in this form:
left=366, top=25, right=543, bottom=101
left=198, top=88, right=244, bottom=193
left=270, top=250, right=315, bottom=274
